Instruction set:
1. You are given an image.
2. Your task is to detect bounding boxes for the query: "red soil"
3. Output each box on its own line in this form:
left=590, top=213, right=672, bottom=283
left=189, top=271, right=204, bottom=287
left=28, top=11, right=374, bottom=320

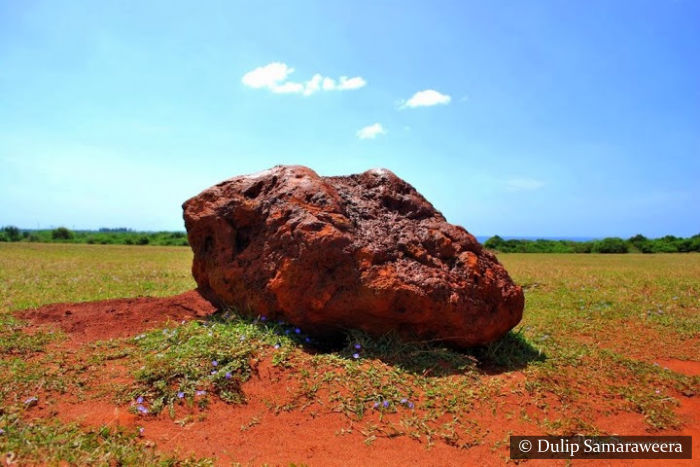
left=47, top=361, right=487, bottom=466
left=17, top=293, right=700, bottom=465
left=656, top=358, right=700, bottom=377
left=18, top=290, right=217, bottom=346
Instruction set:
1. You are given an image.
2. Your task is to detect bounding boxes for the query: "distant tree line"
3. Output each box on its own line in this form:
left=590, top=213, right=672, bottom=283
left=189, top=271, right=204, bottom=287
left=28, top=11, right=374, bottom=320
left=2, top=225, right=698, bottom=253
left=483, top=234, right=700, bottom=253
left=0, top=226, right=188, bottom=246
left=98, top=227, right=131, bottom=232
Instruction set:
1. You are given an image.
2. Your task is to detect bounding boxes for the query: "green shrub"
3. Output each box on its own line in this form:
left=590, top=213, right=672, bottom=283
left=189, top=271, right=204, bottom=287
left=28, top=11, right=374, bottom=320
left=628, top=234, right=647, bottom=250
left=136, top=236, right=150, bottom=245
left=572, top=241, right=593, bottom=253
left=484, top=235, right=505, bottom=250
left=3, top=226, right=21, bottom=242
left=676, top=239, right=693, bottom=252
left=592, top=237, right=629, bottom=254
left=633, top=235, right=698, bottom=253
left=690, top=234, right=700, bottom=252
left=51, top=227, right=74, bottom=240
left=649, top=240, right=678, bottom=253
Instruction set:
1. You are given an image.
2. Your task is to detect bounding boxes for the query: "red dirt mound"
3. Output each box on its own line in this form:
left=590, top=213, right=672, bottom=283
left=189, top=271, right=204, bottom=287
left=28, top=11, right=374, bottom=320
left=18, top=290, right=217, bottom=345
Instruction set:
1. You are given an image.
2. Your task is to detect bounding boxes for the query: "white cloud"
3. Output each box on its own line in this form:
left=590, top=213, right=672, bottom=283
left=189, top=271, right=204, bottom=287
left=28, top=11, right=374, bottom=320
left=303, top=73, right=323, bottom=96
left=241, top=62, right=294, bottom=90
left=242, top=63, right=366, bottom=96
left=357, top=123, right=386, bottom=140
left=505, top=178, right=545, bottom=192
left=322, top=77, right=336, bottom=90
left=338, top=76, right=367, bottom=90
left=272, top=81, right=304, bottom=94
left=402, top=89, right=451, bottom=108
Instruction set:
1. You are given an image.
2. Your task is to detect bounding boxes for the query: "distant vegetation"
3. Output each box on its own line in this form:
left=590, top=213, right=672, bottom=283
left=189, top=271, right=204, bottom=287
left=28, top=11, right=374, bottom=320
left=484, top=234, right=700, bottom=253
left=0, top=226, right=188, bottom=246
left=2, top=226, right=698, bottom=253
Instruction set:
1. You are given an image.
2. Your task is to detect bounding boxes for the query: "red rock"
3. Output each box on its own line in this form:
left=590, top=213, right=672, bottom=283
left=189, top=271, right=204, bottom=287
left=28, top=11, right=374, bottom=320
left=182, top=165, right=523, bottom=347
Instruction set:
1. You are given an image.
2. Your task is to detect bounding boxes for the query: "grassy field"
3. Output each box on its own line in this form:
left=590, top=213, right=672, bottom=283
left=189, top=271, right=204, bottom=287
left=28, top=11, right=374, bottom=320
left=0, top=243, right=698, bottom=465
left=0, top=243, right=194, bottom=310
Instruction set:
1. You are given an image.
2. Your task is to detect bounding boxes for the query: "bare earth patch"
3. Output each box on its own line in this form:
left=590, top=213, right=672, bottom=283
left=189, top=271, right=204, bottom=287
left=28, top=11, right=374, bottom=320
left=17, top=290, right=216, bottom=345
left=656, top=359, right=700, bottom=377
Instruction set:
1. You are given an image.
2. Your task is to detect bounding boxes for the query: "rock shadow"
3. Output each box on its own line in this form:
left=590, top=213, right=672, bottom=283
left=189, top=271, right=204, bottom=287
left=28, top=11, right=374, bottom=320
left=325, top=328, right=547, bottom=377
left=206, top=310, right=545, bottom=378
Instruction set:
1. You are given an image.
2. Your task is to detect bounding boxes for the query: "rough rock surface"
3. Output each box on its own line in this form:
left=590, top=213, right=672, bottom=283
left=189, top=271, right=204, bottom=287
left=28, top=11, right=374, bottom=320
left=183, top=165, right=523, bottom=347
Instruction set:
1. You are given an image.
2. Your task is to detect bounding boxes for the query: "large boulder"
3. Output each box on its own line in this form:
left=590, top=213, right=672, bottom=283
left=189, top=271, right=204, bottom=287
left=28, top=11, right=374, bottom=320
left=183, top=165, right=523, bottom=347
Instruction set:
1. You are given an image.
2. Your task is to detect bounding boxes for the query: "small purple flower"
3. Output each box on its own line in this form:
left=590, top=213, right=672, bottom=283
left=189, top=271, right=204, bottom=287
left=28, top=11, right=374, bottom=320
left=354, top=344, right=361, bottom=350
left=372, top=402, right=379, bottom=409
left=285, top=329, right=290, bottom=335
left=225, top=372, right=232, bottom=379
left=137, top=405, right=149, bottom=414
left=138, top=427, right=144, bottom=435
left=136, top=396, right=144, bottom=404
left=408, top=402, right=414, bottom=409
left=177, top=392, right=185, bottom=399
left=294, top=328, right=301, bottom=334
left=305, top=337, right=311, bottom=343
left=400, top=398, right=407, bottom=404
left=212, top=360, right=218, bottom=367
left=196, top=390, right=207, bottom=396
left=24, top=396, right=38, bottom=407
left=261, top=316, right=267, bottom=322
left=352, top=353, right=360, bottom=359
left=0, top=428, right=5, bottom=435
left=274, top=343, right=280, bottom=349
left=382, top=400, right=390, bottom=408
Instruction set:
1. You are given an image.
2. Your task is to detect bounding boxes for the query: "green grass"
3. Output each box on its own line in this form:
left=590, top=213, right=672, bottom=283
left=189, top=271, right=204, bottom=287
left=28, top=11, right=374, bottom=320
left=0, top=243, right=194, bottom=310
left=0, top=244, right=698, bottom=462
left=501, top=253, right=700, bottom=359
left=122, top=316, right=293, bottom=414
left=0, top=411, right=211, bottom=466
left=0, top=243, right=199, bottom=464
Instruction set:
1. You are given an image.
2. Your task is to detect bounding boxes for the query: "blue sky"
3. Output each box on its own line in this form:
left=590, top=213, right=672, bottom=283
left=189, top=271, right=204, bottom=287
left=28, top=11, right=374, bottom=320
left=1, top=0, right=698, bottom=237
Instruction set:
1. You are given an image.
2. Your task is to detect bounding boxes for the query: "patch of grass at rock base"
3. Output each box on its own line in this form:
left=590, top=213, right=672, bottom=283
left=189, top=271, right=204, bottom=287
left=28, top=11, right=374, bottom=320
left=123, top=312, right=307, bottom=415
